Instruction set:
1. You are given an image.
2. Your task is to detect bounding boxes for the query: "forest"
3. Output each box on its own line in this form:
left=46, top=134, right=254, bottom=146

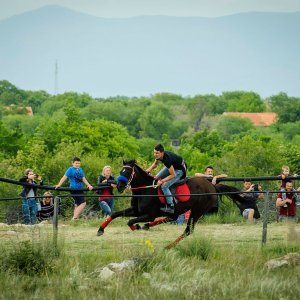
left=1, top=79, right=300, bottom=218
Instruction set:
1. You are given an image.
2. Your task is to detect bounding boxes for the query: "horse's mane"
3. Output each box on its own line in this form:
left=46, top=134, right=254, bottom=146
left=124, top=159, right=136, bottom=166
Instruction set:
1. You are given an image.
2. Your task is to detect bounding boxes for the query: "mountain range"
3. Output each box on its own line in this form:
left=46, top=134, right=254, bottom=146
left=0, top=5, right=299, bottom=98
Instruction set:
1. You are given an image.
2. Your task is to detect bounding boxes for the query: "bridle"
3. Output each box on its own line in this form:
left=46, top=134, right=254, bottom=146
left=120, top=165, right=136, bottom=188
left=118, top=165, right=158, bottom=190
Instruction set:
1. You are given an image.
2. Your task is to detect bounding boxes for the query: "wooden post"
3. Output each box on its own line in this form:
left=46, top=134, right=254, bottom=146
left=53, top=196, right=59, bottom=251
left=262, top=191, right=270, bottom=245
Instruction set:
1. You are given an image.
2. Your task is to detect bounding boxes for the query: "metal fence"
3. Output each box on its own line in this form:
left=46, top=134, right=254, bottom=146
left=1, top=175, right=299, bottom=246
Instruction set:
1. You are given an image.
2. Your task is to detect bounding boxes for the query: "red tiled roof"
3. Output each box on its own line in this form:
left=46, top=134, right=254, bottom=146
left=4, top=106, right=33, bottom=116
left=223, top=112, right=277, bottom=126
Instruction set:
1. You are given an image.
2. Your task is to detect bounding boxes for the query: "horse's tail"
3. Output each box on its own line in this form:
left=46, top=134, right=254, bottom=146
left=214, top=183, right=243, bottom=210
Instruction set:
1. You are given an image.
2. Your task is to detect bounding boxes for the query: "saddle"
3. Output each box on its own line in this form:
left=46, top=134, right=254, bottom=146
left=157, top=179, right=190, bottom=204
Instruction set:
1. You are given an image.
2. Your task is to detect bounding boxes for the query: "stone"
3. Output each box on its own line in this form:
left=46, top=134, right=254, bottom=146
left=265, top=252, right=300, bottom=270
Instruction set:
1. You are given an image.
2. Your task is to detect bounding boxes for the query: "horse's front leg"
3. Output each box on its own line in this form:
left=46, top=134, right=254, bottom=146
left=127, top=215, right=154, bottom=231
left=97, top=207, right=135, bottom=236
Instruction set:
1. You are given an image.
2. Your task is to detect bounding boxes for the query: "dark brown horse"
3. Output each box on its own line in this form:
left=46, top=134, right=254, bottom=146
left=97, top=160, right=242, bottom=248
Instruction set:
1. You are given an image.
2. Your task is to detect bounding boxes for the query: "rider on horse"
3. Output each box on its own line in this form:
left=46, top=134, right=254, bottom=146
left=146, top=144, right=187, bottom=214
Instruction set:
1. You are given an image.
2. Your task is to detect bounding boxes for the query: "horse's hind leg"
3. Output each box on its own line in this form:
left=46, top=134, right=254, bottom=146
left=165, top=213, right=201, bottom=249
left=97, top=207, right=135, bottom=236
left=142, top=217, right=172, bottom=230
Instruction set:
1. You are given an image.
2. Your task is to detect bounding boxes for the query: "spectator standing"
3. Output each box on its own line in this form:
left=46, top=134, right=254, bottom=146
left=276, top=180, right=298, bottom=222
left=55, top=157, right=93, bottom=220
left=97, top=166, right=116, bottom=217
left=19, top=169, right=43, bottom=225
left=280, top=165, right=299, bottom=187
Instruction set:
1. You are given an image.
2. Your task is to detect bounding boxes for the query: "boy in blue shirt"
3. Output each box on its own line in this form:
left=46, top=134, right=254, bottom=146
left=55, top=157, right=93, bottom=220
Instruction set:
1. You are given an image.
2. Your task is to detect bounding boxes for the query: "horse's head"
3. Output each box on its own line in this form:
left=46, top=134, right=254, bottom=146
left=117, top=160, right=136, bottom=193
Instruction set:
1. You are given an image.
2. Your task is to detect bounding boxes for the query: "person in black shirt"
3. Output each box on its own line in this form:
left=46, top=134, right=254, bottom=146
left=239, top=179, right=264, bottom=223
left=19, top=168, right=43, bottom=224
left=146, top=144, right=187, bottom=214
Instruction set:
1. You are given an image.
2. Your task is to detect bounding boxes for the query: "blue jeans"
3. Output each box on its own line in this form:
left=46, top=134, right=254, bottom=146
left=22, top=198, right=37, bottom=224
left=99, top=199, right=114, bottom=216
left=176, top=214, right=185, bottom=224
left=156, top=167, right=184, bottom=206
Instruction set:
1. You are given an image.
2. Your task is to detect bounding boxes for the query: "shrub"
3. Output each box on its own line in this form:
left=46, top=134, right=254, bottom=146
left=176, top=235, right=213, bottom=260
left=0, top=240, right=57, bottom=275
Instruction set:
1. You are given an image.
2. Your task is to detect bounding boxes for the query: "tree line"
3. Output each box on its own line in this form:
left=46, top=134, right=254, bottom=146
left=1, top=80, right=300, bottom=216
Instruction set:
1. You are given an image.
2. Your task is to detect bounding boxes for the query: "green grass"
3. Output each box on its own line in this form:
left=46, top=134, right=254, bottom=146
left=0, top=220, right=299, bottom=299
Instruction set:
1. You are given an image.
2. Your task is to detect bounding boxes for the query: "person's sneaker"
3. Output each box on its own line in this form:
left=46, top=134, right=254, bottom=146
left=160, top=206, right=175, bottom=214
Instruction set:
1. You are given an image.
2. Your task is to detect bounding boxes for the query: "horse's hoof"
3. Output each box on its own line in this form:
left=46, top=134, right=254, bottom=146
left=142, top=224, right=150, bottom=230
left=129, top=224, right=141, bottom=231
left=97, top=228, right=104, bottom=236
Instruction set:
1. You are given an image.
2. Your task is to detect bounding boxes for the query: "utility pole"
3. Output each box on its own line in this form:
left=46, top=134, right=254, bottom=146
left=54, top=60, right=58, bottom=95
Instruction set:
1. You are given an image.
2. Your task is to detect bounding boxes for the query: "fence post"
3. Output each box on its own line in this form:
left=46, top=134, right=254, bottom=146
left=53, top=196, right=59, bottom=251
left=262, top=191, right=270, bottom=245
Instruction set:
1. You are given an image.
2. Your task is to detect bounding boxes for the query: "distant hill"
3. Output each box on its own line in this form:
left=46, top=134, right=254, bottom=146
left=0, top=5, right=299, bottom=97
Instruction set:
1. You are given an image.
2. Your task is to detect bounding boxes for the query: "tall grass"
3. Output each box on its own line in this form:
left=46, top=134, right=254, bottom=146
left=0, top=221, right=299, bottom=299
left=0, top=239, right=59, bottom=275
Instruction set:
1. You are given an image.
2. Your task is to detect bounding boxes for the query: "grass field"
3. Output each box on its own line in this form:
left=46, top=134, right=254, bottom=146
left=0, top=219, right=299, bottom=299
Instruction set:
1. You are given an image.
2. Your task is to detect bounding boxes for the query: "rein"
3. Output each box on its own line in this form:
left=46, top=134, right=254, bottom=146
left=129, top=181, right=158, bottom=190
left=121, top=165, right=158, bottom=190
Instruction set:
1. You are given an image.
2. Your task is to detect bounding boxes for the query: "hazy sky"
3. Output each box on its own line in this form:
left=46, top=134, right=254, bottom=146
left=1, top=0, right=300, bottom=20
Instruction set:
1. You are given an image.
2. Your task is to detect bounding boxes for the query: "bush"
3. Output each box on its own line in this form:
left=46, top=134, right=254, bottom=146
left=176, top=235, right=213, bottom=260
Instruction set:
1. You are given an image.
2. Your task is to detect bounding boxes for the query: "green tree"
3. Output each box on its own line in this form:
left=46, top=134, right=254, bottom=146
left=213, top=135, right=285, bottom=179
left=151, top=92, right=183, bottom=103
left=273, top=121, right=300, bottom=141
left=23, top=90, right=50, bottom=112
left=178, top=144, right=211, bottom=176
left=0, top=120, right=24, bottom=157
left=181, top=129, right=226, bottom=157
left=268, top=92, right=300, bottom=123
left=216, top=116, right=253, bottom=140
left=222, top=91, right=266, bottom=112
left=38, top=92, right=93, bottom=116
left=81, top=99, right=148, bottom=137
left=188, top=94, right=225, bottom=130
left=0, top=80, right=26, bottom=106
left=138, top=103, right=174, bottom=139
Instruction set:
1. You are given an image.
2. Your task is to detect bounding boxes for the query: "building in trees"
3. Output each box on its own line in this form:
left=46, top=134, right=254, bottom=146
left=222, top=112, right=277, bottom=127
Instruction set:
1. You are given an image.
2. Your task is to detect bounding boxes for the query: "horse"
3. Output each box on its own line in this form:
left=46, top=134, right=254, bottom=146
left=96, top=160, right=243, bottom=248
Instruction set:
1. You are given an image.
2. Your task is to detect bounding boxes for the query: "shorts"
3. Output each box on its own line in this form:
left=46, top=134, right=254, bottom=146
left=242, top=208, right=256, bottom=220
left=71, top=190, right=85, bottom=206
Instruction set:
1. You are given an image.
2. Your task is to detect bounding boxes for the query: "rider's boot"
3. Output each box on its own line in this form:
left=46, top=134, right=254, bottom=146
left=160, top=204, right=174, bottom=214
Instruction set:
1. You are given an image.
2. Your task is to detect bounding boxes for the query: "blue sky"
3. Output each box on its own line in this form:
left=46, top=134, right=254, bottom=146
left=1, top=0, right=300, bottom=20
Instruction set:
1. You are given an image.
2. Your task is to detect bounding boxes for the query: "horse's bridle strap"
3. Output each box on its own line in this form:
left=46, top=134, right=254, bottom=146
left=122, top=165, right=136, bottom=188
left=129, top=183, right=158, bottom=190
